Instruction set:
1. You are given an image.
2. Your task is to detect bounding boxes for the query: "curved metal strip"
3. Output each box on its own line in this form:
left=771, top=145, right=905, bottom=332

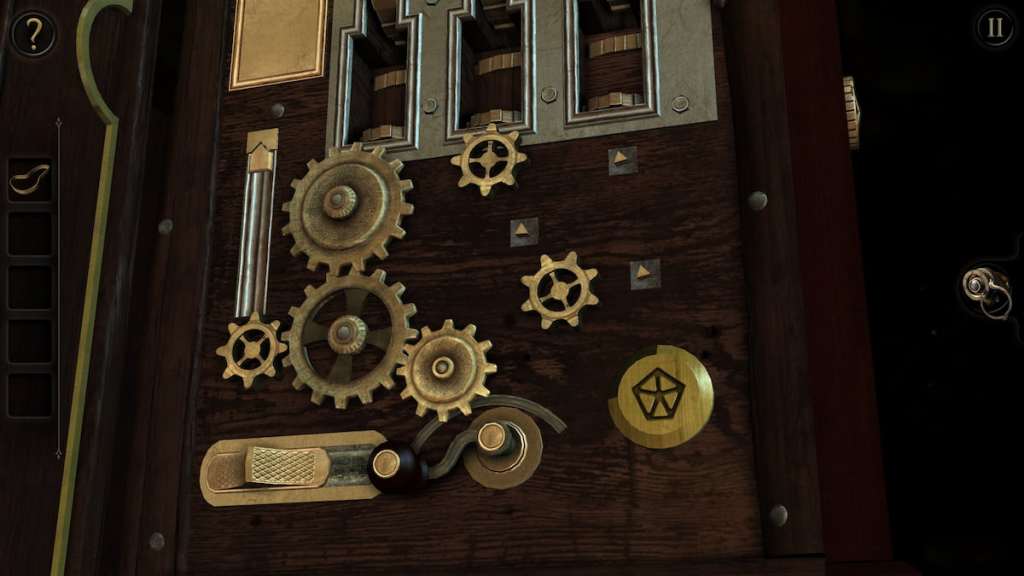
left=412, top=394, right=566, bottom=453
left=51, top=1, right=134, bottom=574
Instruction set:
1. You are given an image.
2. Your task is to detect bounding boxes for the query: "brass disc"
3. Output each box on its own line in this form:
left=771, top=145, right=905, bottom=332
left=608, top=345, right=714, bottom=449
left=463, top=407, right=542, bottom=490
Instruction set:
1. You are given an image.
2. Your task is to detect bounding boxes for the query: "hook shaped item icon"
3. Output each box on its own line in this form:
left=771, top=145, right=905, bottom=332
left=9, top=163, right=51, bottom=196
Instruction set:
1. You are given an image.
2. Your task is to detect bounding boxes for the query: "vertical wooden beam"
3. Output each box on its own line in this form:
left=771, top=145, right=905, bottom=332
left=777, top=0, right=892, bottom=563
left=720, top=1, right=824, bottom=556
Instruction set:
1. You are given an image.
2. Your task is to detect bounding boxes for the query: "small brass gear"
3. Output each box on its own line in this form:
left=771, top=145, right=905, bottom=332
left=283, top=142, right=414, bottom=275
left=520, top=251, right=600, bottom=329
left=450, top=122, right=528, bottom=197
left=282, top=269, right=418, bottom=408
left=215, top=311, right=289, bottom=389
left=397, top=319, right=497, bottom=422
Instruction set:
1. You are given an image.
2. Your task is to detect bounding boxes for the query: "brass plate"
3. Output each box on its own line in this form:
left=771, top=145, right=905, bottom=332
left=199, top=430, right=384, bottom=506
left=229, top=0, right=328, bottom=91
left=608, top=345, right=714, bottom=449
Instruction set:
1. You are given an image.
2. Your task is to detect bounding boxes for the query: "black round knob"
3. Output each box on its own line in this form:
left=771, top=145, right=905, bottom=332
left=367, top=442, right=427, bottom=493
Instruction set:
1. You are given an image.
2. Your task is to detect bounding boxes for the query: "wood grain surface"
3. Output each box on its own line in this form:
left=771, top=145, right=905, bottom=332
left=182, top=7, right=766, bottom=573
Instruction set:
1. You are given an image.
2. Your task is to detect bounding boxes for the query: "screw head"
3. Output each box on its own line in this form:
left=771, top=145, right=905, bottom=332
left=158, top=219, right=174, bottom=235
left=541, top=86, right=558, bottom=103
left=748, top=191, right=768, bottom=212
left=149, top=532, right=166, bottom=551
left=270, top=103, right=285, bottom=119
left=672, top=95, right=691, bottom=113
left=968, top=276, right=984, bottom=294
left=423, top=97, right=438, bottom=114
left=769, top=505, right=788, bottom=527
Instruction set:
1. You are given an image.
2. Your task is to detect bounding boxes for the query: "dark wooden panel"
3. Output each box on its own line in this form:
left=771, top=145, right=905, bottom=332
left=181, top=9, right=764, bottom=574
left=777, top=0, right=891, bottom=562
left=721, top=0, right=824, bottom=556
left=0, top=0, right=164, bottom=574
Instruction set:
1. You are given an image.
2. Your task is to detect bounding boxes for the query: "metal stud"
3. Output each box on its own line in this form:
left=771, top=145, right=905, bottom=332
left=748, top=191, right=768, bottom=212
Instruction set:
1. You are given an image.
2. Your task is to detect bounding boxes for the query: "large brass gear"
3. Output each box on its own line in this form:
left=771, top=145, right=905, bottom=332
left=520, top=251, right=600, bottom=329
left=449, top=122, right=527, bottom=197
left=215, top=311, right=289, bottom=389
left=282, top=143, right=414, bottom=275
left=282, top=269, right=418, bottom=409
left=397, top=319, right=497, bottom=422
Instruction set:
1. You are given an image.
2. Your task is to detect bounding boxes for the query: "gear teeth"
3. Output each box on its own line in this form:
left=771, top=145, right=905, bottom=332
left=458, top=175, right=471, bottom=188
left=401, top=386, right=412, bottom=399
left=289, top=306, right=302, bottom=318
left=397, top=364, right=409, bottom=377
left=437, top=408, right=451, bottom=422
left=443, top=319, right=455, bottom=330
left=305, top=259, right=320, bottom=272
left=462, top=133, right=476, bottom=144
left=291, top=178, right=302, bottom=189
left=350, top=142, right=364, bottom=152
left=521, top=300, right=534, bottom=312
left=291, top=377, right=305, bottom=391
left=567, top=316, right=580, bottom=327
left=282, top=202, right=291, bottom=213
left=215, top=345, right=228, bottom=357
left=329, top=147, right=343, bottom=157
left=265, top=366, right=277, bottom=378
left=463, top=324, right=477, bottom=337
left=303, top=285, right=316, bottom=297
left=479, top=340, right=492, bottom=353
left=306, top=159, right=318, bottom=170
left=403, top=303, right=417, bottom=317
left=222, top=368, right=233, bottom=379
left=310, top=390, right=325, bottom=405
left=479, top=184, right=493, bottom=197
left=421, top=326, right=433, bottom=337
left=400, top=179, right=413, bottom=192
left=289, top=245, right=301, bottom=256
left=333, top=396, right=349, bottom=410
left=371, top=269, right=387, bottom=283
left=389, top=159, right=404, bottom=172
left=541, top=318, right=553, bottom=330
left=565, top=251, right=578, bottom=264
left=327, top=261, right=341, bottom=276
left=400, top=203, right=414, bottom=216
left=358, top=389, right=374, bottom=404
left=416, top=404, right=428, bottom=417
left=371, top=146, right=386, bottom=157
left=540, top=254, right=553, bottom=267
left=373, top=245, right=389, bottom=260
left=517, top=152, right=528, bottom=163
left=588, top=295, right=600, bottom=305
left=586, top=268, right=599, bottom=280
left=484, top=363, right=497, bottom=374
left=228, top=322, right=240, bottom=333
left=485, top=123, right=498, bottom=133
left=392, top=226, right=407, bottom=240
left=405, top=328, right=419, bottom=339
left=457, top=402, right=472, bottom=416
left=382, top=376, right=396, bottom=390
left=389, top=282, right=406, bottom=296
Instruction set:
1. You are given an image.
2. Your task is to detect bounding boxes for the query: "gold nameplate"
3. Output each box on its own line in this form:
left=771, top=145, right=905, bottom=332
left=229, top=0, right=328, bottom=91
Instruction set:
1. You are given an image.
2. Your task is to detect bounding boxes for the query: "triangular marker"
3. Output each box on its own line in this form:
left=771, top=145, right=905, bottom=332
left=636, top=264, right=652, bottom=279
left=613, top=150, right=629, bottom=165
left=514, top=222, right=530, bottom=236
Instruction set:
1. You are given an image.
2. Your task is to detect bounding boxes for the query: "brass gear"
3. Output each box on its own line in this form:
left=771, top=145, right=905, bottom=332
left=282, top=269, right=418, bottom=409
left=282, top=143, right=414, bottom=275
left=449, top=123, right=527, bottom=197
left=520, top=251, right=600, bottom=329
left=215, top=311, right=289, bottom=389
left=397, top=319, right=497, bottom=422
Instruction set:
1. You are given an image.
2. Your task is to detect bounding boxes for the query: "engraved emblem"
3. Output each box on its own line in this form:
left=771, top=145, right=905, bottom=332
left=632, top=368, right=685, bottom=420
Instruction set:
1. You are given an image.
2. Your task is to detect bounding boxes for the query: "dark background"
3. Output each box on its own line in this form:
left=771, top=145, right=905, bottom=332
left=837, top=1, right=1022, bottom=573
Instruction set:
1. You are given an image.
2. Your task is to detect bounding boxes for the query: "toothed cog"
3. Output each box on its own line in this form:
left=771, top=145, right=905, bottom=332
left=397, top=319, right=497, bottom=422
left=282, top=143, right=414, bottom=275
left=215, top=311, right=289, bottom=389
left=282, top=269, right=418, bottom=409
left=521, top=251, right=600, bottom=329
left=450, top=122, right=527, bottom=197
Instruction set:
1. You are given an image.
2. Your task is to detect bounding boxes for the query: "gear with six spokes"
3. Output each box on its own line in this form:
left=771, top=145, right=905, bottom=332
left=450, top=122, right=528, bottom=197
left=216, top=311, right=289, bottom=389
left=283, top=143, right=414, bottom=275
left=521, top=251, right=600, bottom=329
left=397, top=319, right=497, bottom=422
left=282, top=269, right=418, bottom=409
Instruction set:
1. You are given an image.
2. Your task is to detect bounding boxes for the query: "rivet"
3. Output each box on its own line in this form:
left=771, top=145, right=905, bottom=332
left=769, top=505, right=788, bottom=527
left=672, top=95, right=690, bottom=113
left=426, top=0, right=439, bottom=5
left=541, top=86, right=558, bottom=103
left=270, top=103, right=285, bottom=119
left=158, top=219, right=174, bottom=235
left=748, top=191, right=768, bottom=212
left=423, top=97, right=438, bottom=114
left=149, top=532, right=165, bottom=551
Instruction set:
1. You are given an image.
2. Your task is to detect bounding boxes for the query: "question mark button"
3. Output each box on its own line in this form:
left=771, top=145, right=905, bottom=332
left=11, top=11, right=56, bottom=58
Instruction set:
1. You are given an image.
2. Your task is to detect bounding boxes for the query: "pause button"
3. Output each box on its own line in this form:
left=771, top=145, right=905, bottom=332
left=975, top=6, right=1017, bottom=50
